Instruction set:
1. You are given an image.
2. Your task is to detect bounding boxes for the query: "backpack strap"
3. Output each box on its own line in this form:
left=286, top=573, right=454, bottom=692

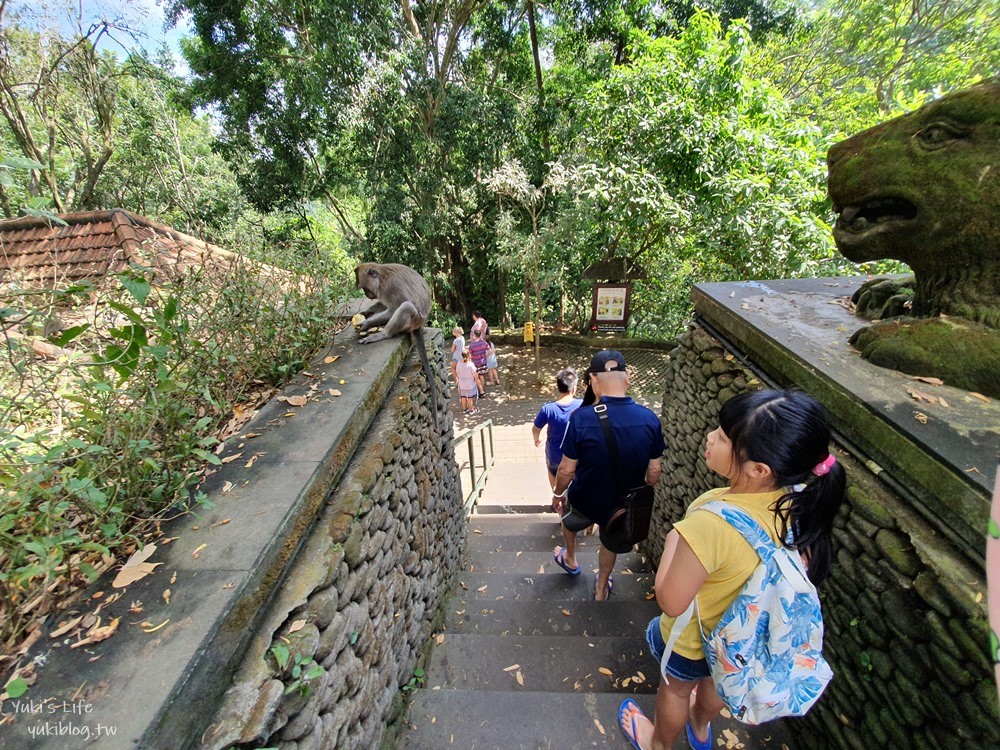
left=696, top=500, right=779, bottom=563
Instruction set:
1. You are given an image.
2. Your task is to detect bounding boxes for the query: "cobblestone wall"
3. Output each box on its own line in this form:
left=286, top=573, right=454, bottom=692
left=645, top=323, right=998, bottom=749
left=201, top=352, right=464, bottom=750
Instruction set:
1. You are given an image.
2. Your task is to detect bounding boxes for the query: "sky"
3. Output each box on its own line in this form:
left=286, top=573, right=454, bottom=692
left=17, top=0, right=192, bottom=73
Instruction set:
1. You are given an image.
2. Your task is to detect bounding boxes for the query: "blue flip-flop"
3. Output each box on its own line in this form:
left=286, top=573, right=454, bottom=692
left=553, top=547, right=581, bottom=575
left=685, top=721, right=713, bottom=750
left=618, top=698, right=644, bottom=750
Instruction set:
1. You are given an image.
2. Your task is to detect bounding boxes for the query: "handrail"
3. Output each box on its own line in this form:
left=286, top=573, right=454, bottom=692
left=451, top=419, right=496, bottom=514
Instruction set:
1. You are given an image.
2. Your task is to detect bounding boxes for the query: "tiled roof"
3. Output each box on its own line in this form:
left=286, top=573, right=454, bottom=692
left=0, top=209, right=238, bottom=287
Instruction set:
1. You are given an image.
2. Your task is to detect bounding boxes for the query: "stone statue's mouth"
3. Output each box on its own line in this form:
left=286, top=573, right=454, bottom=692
left=835, top=197, right=917, bottom=234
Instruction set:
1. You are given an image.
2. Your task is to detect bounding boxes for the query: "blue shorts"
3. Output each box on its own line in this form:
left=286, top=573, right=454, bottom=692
left=646, top=616, right=711, bottom=682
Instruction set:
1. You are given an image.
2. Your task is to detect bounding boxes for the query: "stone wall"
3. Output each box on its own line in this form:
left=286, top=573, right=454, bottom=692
left=201, top=345, right=464, bottom=750
left=0, top=327, right=463, bottom=750
left=645, top=324, right=999, bottom=749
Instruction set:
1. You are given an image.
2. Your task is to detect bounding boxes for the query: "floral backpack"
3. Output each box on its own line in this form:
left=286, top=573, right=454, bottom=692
left=661, top=501, right=833, bottom=724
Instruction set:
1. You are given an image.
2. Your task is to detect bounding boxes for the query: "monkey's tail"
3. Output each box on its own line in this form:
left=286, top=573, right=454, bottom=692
left=412, top=330, right=440, bottom=431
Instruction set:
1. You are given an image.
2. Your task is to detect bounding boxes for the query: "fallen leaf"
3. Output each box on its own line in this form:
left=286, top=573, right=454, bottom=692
left=283, top=394, right=308, bottom=407
left=141, top=619, right=170, bottom=634
left=913, top=376, right=944, bottom=386
left=561, top=609, right=571, bottom=616
left=914, top=412, right=928, bottom=424
left=939, top=397, right=949, bottom=408
left=50, top=614, right=85, bottom=639
left=598, top=667, right=613, bottom=676
left=328, top=389, right=342, bottom=397
left=112, top=545, right=162, bottom=588
left=339, top=379, right=346, bottom=385
left=970, top=392, right=991, bottom=403
left=289, top=620, right=306, bottom=634
left=476, top=585, right=487, bottom=593
left=129, top=601, right=144, bottom=615
left=70, top=617, right=119, bottom=648
left=222, top=481, right=234, bottom=493
left=594, top=718, right=605, bottom=735
left=503, top=664, right=520, bottom=672
left=192, top=543, right=207, bottom=559
left=324, top=355, right=340, bottom=364
left=220, top=452, right=243, bottom=464
left=623, top=677, right=632, bottom=687
left=92, top=591, right=104, bottom=599
left=244, top=432, right=261, bottom=438
left=435, top=633, right=445, bottom=645
left=211, top=518, right=232, bottom=529
left=162, top=589, right=171, bottom=604
left=515, top=670, right=524, bottom=686
left=636, top=671, right=645, bottom=682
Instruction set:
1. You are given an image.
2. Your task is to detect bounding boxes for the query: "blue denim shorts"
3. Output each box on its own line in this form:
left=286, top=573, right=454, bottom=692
left=646, top=616, right=711, bottom=682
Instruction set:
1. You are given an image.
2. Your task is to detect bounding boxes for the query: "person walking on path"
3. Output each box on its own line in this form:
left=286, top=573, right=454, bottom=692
left=471, top=310, right=488, bottom=340
left=468, top=329, right=490, bottom=390
left=455, top=349, right=483, bottom=415
left=550, top=350, right=664, bottom=601
left=484, top=334, right=500, bottom=385
left=618, top=389, right=845, bottom=750
left=451, top=326, right=465, bottom=384
left=532, top=368, right=583, bottom=493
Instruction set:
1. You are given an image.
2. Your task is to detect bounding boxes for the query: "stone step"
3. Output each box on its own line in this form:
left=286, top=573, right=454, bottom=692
left=444, top=596, right=661, bottom=638
left=399, top=688, right=797, bottom=750
left=399, top=688, right=657, bottom=750
left=423, top=633, right=658, bottom=694
left=466, top=513, right=570, bottom=537
left=452, top=570, right=655, bottom=603
left=463, top=546, right=651, bottom=575
left=475, top=503, right=551, bottom=514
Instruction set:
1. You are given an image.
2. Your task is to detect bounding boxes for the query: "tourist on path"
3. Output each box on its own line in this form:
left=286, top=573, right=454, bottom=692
left=619, top=389, right=845, bottom=750
left=468, top=329, right=490, bottom=388
left=451, top=326, right=465, bottom=384
left=455, top=349, right=483, bottom=415
left=484, top=334, right=500, bottom=385
left=550, top=351, right=664, bottom=601
left=471, top=310, right=488, bottom=339
left=532, top=368, right=583, bottom=494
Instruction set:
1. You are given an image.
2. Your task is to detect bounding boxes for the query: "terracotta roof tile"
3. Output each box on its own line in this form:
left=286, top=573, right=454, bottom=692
left=0, top=209, right=236, bottom=287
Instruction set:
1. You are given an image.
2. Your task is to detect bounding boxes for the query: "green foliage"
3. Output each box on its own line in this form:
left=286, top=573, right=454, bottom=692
left=269, top=643, right=324, bottom=697
left=0, top=238, right=351, bottom=654
left=401, top=667, right=426, bottom=693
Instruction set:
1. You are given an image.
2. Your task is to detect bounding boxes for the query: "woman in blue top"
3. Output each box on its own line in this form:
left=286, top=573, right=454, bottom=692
left=532, top=369, right=583, bottom=496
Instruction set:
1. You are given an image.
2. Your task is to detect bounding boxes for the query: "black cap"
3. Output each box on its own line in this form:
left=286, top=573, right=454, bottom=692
left=586, top=350, right=627, bottom=375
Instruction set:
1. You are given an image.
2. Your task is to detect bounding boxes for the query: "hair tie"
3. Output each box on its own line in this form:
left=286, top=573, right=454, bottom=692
left=812, top=454, right=836, bottom=476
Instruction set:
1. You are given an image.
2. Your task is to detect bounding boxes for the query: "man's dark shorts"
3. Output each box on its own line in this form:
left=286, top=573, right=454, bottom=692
left=560, top=504, right=632, bottom=554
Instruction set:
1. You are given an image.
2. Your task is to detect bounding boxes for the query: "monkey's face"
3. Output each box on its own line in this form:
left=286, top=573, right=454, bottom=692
left=355, top=264, right=380, bottom=299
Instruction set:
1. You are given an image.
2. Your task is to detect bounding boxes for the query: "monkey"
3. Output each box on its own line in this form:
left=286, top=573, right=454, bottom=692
left=355, top=262, right=440, bottom=429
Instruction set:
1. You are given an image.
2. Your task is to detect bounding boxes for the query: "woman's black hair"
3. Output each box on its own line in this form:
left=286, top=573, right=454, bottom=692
left=556, top=368, right=577, bottom=394
left=718, top=389, right=846, bottom=585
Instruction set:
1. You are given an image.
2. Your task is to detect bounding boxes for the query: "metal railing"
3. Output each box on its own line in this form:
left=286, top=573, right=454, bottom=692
left=451, top=419, right=495, bottom=514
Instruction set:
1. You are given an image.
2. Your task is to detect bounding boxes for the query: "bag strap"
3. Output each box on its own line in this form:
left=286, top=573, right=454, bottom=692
left=696, top=500, right=779, bottom=563
left=594, top=403, right=626, bottom=494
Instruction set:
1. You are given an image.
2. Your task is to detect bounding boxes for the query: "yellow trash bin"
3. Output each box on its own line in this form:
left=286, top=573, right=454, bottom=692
left=523, top=320, right=534, bottom=344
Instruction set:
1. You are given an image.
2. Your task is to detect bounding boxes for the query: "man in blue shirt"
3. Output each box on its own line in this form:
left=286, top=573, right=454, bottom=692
left=550, top=350, right=664, bottom=601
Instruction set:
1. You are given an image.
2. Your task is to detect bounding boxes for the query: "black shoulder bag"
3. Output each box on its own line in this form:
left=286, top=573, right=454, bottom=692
left=594, top=403, right=656, bottom=549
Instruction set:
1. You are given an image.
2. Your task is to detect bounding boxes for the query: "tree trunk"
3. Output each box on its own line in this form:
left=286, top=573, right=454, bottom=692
left=526, top=0, right=550, bottom=161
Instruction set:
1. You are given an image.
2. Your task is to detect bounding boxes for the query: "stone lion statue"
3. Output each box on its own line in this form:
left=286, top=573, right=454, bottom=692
left=827, top=79, right=1000, bottom=397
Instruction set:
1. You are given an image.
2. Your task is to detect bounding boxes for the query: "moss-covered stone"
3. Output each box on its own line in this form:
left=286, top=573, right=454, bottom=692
left=846, top=485, right=896, bottom=529
left=850, top=317, right=1000, bottom=397
left=912, top=571, right=952, bottom=617
left=880, top=588, right=928, bottom=641
left=874, top=529, right=922, bottom=578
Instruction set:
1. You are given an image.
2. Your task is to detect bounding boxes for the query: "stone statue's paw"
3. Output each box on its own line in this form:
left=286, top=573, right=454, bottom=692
left=850, top=316, right=1000, bottom=398
left=851, top=276, right=915, bottom=321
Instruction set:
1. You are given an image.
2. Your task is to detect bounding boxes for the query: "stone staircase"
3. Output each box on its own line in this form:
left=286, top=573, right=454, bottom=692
left=398, top=402, right=796, bottom=749
left=398, top=511, right=661, bottom=749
